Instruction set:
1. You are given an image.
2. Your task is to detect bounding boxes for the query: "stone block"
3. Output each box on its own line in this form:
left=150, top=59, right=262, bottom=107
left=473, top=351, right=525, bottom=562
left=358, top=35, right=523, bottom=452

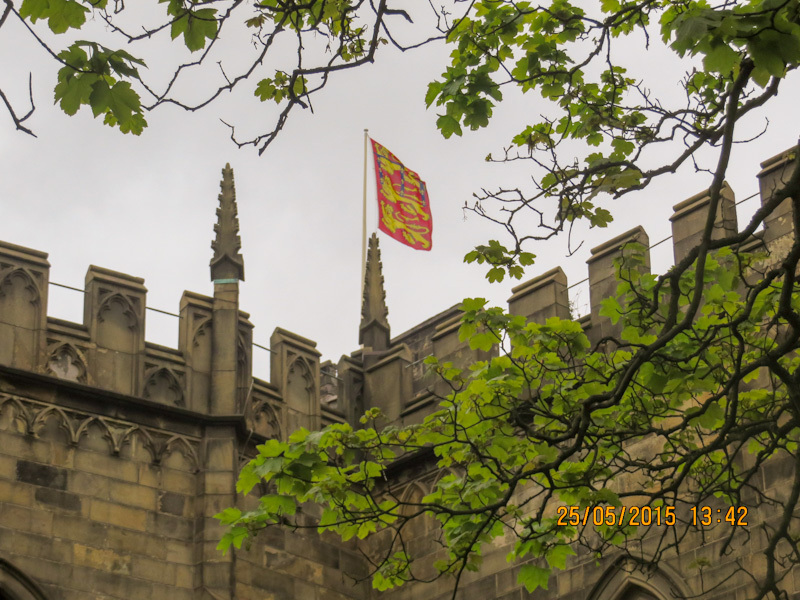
left=0, top=478, right=33, bottom=506
left=0, top=502, right=53, bottom=535
left=90, top=498, right=148, bottom=531
left=108, top=479, right=157, bottom=511
left=6, top=555, right=69, bottom=586
left=249, top=568, right=295, bottom=599
left=34, top=487, right=82, bottom=512
left=161, top=538, right=192, bottom=565
left=73, top=542, right=131, bottom=575
left=73, top=450, right=139, bottom=483
left=205, top=436, right=236, bottom=470
left=106, top=526, right=167, bottom=560
left=158, top=491, right=186, bottom=516
left=132, top=555, right=177, bottom=586
left=146, top=511, right=193, bottom=540
left=285, top=531, right=341, bottom=570
left=15, top=459, right=67, bottom=489
left=495, top=565, right=522, bottom=595
left=53, top=514, right=109, bottom=545
left=0, top=527, right=73, bottom=563
left=203, top=470, right=235, bottom=495
left=154, top=466, right=196, bottom=495
left=66, top=471, right=110, bottom=500
left=0, top=431, right=52, bottom=464
left=175, top=563, right=194, bottom=589
left=0, top=453, right=16, bottom=479
left=202, top=561, right=234, bottom=589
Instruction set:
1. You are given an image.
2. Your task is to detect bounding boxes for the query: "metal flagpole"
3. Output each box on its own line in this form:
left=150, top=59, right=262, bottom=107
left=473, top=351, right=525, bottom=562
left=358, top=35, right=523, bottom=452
left=361, top=129, right=369, bottom=299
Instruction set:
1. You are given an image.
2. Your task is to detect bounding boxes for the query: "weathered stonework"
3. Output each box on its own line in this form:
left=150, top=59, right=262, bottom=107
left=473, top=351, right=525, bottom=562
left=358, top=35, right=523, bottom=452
left=0, top=150, right=798, bottom=600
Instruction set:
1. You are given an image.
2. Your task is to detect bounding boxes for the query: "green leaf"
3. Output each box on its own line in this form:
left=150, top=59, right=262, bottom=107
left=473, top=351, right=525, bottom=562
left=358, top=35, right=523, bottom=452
left=184, top=8, right=218, bottom=52
left=20, top=0, right=88, bottom=33
left=703, top=44, right=739, bottom=75
left=45, top=0, right=87, bottom=33
left=54, top=72, right=96, bottom=115
left=518, top=564, right=551, bottom=592
left=214, top=507, right=242, bottom=525
left=436, top=114, right=462, bottom=138
left=545, top=545, right=576, bottom=570
left=260, top=494, right=297, bottom=516
left=103, top=81, right=141, bottom=125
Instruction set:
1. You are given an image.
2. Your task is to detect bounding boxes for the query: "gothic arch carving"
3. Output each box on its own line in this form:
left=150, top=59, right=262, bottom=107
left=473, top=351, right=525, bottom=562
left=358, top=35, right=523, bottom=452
left=95, top=293, right=140, bottom=357
left=399, top=481, right=433, bottom=537
left=97, top=293, right=138, bottom=329
left=248, top=399, right=281, bottom=440
left=0, top=267, right=40, bottom=304
left=191, top=319, right=212, bottom=371
left=143, top=367, right=185, bottom=408
left=46, top=343, right=88, bottom=383
left=401, top=481, right=427, bottom=506
left=192, top=319, right=212, bottom=347
left=0, top=396, right=31, bottom=434
left=0, top=268, right=40, bottom=331
left=0, top=393, right=201, bottom=471
left=29, top=405, right=73, bottom=444
left=0, top=557, right=49, bottom=600
left=588, top=558, right=691, bottom=600
left=286, top=355, right=315, bottom=410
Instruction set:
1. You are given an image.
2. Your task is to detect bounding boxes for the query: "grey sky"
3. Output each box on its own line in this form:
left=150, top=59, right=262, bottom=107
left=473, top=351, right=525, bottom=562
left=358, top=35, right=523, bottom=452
left=2, top=4, right=799, bottom=380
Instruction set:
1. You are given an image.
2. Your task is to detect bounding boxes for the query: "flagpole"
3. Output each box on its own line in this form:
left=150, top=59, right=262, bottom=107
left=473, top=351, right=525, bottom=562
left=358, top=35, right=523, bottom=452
left=361, top=129, right=369, bottom=300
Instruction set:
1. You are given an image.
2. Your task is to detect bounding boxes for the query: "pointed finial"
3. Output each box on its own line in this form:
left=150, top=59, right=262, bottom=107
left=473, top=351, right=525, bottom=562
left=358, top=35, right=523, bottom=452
left=360, top=232, right=390, bottom=349
left=210, top=164, right=245, bottom=282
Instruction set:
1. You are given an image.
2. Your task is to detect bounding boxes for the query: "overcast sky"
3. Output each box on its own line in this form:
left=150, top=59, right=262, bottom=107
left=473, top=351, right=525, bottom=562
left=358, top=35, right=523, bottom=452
left=2, top=5, right=799, bottom=381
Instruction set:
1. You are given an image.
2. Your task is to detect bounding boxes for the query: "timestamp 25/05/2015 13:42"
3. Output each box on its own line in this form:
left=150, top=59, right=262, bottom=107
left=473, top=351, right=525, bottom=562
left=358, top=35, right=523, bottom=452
left=555, top=504, right=749, bottom=528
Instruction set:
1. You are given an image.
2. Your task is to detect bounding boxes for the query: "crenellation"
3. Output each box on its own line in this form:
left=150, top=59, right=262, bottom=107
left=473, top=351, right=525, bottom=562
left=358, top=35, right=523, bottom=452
left=587, top=225, right=650, bottom=345
left=2, top=149, right=800, bottom=599
left=270, top=326, right=322, bottom=431
left=84, top=265, right=147, bottom=396
left=670, top=182, right=737, bottom=264
left=507, top=266, right=570, bottom=323
left=179, top=289, right=213, bottom=412
left=0, top=240, right=50, bottom=372
left=363, top=342, right=413, bottom=425
left=758, top=146, right=797, bottom=244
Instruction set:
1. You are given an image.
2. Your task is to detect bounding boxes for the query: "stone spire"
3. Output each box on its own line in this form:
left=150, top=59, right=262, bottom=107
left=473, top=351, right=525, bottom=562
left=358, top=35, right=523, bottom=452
left=210, top=163, right=245, bottom=282
left=359, top=232, right=390, bottom=350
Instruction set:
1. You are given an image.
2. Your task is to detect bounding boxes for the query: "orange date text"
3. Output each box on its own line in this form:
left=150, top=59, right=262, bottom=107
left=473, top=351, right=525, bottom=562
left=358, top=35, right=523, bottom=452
left=556, top=505, right=676, bottom=527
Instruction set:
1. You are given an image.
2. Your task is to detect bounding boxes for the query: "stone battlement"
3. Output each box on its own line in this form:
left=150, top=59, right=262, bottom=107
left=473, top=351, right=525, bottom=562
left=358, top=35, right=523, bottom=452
left=0, top=147, right=797, bottom=441
left=0, top=146, right=797, bottom=600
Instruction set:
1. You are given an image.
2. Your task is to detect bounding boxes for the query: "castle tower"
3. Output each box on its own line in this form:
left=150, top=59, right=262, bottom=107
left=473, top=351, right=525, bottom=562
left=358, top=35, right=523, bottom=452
left=359, top=232, right=390, bottom=351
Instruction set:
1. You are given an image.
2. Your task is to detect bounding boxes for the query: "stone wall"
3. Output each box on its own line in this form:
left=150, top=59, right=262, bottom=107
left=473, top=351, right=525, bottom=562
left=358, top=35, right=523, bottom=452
left=0, top=147, right=798, bottom=599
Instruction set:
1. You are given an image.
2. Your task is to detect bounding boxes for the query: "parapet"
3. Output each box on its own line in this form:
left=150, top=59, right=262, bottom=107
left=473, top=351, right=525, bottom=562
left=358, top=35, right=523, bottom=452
left=0, top=146, right=796, bottom=438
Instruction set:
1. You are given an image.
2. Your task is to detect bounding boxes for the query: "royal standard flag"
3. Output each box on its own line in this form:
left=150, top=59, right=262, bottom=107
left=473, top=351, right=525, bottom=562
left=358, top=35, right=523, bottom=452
left=370, top=139, right=432, bottom=251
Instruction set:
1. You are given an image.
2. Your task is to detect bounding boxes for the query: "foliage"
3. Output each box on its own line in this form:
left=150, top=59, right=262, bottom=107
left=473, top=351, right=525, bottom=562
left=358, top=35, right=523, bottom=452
left=210, top=2, right=800, bottom=600
left=1, top=0, right=432, bottom=144
left=219, top=215, right=800, bottom=598
left=7, top=0, right=800, bottom=597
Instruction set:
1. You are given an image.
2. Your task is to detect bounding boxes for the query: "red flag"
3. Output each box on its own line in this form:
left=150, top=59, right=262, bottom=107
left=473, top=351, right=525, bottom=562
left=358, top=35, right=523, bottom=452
left=370, top=139, right=432, bottom=251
